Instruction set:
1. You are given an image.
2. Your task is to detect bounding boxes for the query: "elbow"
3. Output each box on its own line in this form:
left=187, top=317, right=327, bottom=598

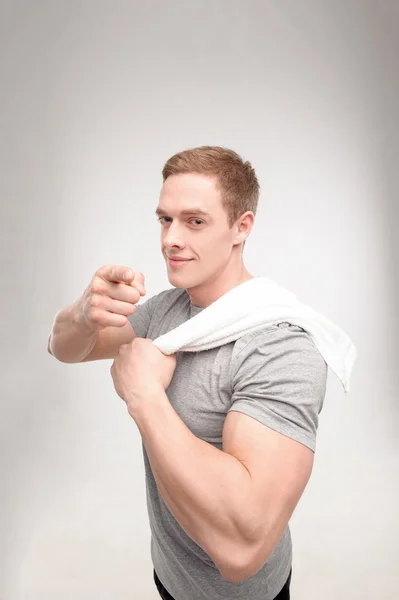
left=47, top=339, right=77, bottom=364
left=47, top=337, right=59, bottom=360
left=47, top=346, right=63, bottom=362
left=219, top=566, right=254, bottom=584
left=212, top=513, right=275, bottom=583
left=47, top=348, right=71, bottom=364
left=216, top=545, right=268, bottom=584
left=218, top=560, right=259, bottom=584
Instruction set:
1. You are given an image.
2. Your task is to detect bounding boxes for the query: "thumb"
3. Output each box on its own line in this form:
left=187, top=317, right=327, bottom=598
left=132, top=271, right=146, bottom=295
left=122, top=269, right=135, bottom=282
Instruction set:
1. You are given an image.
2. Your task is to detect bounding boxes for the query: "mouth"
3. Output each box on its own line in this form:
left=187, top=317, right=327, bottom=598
left=167, top=257, right=193, bottom=268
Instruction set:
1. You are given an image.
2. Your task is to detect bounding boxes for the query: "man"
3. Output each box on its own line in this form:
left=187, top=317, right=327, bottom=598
left=48, top=146, right=328, bottom=600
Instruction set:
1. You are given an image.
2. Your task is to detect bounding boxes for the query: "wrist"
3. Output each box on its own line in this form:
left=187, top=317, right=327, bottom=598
left=72, top=298, right=96, bottom=336
left=127, top=387, right=169, bottom=421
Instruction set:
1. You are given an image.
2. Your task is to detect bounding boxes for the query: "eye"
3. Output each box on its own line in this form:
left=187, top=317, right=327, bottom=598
left=158, top=217, right=204, bottom=226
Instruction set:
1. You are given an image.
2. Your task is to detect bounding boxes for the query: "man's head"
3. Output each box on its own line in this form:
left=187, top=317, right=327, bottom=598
left=156, top=146, right=259, bottom=296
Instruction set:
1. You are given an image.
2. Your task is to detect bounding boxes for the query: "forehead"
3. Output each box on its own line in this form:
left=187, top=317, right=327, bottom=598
left=158, top=173, right=223, bottom=215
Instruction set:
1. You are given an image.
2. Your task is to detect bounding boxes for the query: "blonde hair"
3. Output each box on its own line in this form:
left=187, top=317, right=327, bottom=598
left=162, top=146, right=259, bottom=228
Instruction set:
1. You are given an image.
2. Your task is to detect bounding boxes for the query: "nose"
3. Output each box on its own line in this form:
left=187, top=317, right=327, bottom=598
left=163, top=221, right=186, bottom=250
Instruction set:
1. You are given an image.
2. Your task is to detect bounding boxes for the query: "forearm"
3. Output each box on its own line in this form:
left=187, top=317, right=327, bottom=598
left=132, top=393, right=256, bottom=573
left=48, top=299, right=97, bottom=363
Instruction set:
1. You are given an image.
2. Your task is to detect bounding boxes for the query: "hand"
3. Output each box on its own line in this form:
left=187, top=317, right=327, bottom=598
left=77, top=265, right=146, bottom=331
left=110, top=338, right=177, bottom=417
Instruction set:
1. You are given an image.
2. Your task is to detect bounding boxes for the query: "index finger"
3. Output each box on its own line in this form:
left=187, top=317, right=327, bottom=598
left=99, top=265, right=134, bottom=284
left=131, top=271, right=146, bottom=296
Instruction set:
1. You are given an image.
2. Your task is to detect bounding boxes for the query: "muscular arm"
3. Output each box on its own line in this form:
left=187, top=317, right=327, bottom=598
left=133, top=392, right=312, bottom=583
left=48, top=303, right=135, bottom=363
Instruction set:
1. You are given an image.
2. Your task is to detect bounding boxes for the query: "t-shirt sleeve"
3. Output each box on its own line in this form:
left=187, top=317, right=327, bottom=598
left=127, top=293, right=160, bottom=339
left=228, top=323, right=328, bottom=452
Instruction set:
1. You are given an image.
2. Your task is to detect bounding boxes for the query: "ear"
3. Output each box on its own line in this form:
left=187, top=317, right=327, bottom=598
left=233, top=211, right=255, bottom=246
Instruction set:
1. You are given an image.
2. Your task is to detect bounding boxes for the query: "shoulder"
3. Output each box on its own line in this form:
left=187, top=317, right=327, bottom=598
left=233, top=321, right=325, bottom=361
left=229, top=322, right=328, bottom=452
left=231, top=322, right=328, bottom=391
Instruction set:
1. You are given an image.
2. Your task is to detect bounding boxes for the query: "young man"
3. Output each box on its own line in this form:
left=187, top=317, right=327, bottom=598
left=48, top=146, right=328, bottom=600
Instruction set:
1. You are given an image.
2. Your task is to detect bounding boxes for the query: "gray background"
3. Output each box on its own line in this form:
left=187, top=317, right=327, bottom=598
left=1, top=1, right=398, bottom=599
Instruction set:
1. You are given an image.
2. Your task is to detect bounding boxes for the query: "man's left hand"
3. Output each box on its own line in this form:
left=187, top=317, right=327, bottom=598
left=110, top=338, right=176, bottom=416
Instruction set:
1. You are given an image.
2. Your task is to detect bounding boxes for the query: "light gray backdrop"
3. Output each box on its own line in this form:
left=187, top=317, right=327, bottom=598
left=1, top=1, right=398, bottom=599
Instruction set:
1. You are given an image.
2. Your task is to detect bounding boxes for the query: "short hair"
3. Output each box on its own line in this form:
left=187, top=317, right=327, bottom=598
left=162, top=146, right=259, bottom=228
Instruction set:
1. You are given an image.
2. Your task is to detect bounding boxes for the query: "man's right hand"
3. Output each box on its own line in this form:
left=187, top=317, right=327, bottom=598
left=78, top=265, right=146, bottom=331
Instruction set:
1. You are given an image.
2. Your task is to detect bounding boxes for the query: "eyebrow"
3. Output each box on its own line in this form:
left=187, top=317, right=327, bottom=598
left=155, top=207, right=211, bottom=218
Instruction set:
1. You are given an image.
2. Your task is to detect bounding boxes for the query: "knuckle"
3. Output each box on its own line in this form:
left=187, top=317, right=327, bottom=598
left=91, top=281, right=100, bottom=294
left=89, top=295, right=101, bottom=308
left=90, top=308, right=101, bottom=321
left=91, top=280, right=105, bottom=294
left=89, top=311, right=98, bottom=323
left=96, top=264, right=108, bottom=276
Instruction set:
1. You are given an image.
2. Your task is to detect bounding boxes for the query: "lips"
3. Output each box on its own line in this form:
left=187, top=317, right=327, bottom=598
left=167, top=256, right=193, bottom=267
left=168, top=257, right=191, bottom=261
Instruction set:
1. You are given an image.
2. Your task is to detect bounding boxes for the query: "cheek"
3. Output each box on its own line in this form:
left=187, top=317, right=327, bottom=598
left=206, top=230, right=232, bottom=250
left=199, top=239, right=231, bottom=265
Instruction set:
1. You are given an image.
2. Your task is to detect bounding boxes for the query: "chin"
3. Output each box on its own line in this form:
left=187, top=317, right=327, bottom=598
left=166, top=271, right=187, bottom=288
left=166, top=271, right=201, bottom=290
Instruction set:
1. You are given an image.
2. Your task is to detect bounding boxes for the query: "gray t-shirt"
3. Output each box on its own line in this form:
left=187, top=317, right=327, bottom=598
left=128, top=286, right=328, bottom=600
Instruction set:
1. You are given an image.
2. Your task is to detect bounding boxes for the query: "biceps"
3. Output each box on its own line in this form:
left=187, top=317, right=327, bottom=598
left=224, top=412, right=314, bottom=523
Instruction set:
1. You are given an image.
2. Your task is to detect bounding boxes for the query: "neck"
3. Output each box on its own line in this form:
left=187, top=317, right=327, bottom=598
left=186, top=262, right=254, bottom=308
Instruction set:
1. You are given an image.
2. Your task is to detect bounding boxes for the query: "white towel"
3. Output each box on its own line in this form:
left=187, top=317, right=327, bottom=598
left=152, top=276, right=357, bottom=395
